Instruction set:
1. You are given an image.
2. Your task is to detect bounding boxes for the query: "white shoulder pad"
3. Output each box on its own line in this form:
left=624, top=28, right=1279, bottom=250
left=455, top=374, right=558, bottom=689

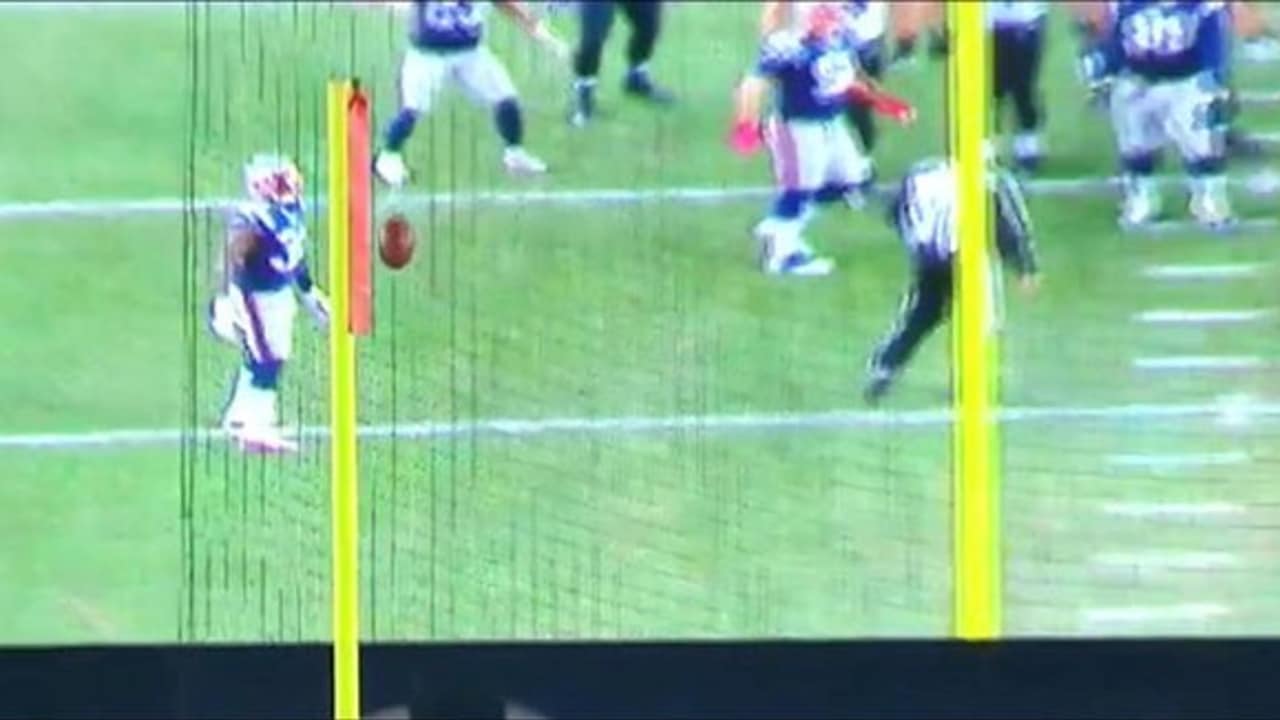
left=760, top=30, right=805, bottom=62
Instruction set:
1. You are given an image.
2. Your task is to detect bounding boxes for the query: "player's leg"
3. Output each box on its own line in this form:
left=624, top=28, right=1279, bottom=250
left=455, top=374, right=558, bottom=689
left=1109, top=76, right=1165, bottom=225
left=1166, top=76, right=1234, bottom=227
left=569, top=0, right=617, bottom=126
left=819, top=120, right=876, bottom=210
left=992, top=27, right=1014, bottom=154
left=1007, top=22, right=1046, bottom=170
left=221, top=288, right=297, bottom=452
left=375, top=48, right=446, bottom=187
left=457, top=46, right=548, bottom=174
left=864, top=262, right=951, bottom=402
left=846, top=39, right=885, bottom=155
left=618, top=0, right=674, bottom=104
left=758, top=119, right=832, bottom=276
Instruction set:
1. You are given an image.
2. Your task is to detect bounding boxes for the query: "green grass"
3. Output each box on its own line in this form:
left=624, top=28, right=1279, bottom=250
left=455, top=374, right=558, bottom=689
left=0, top=3, right=1278, bottom=645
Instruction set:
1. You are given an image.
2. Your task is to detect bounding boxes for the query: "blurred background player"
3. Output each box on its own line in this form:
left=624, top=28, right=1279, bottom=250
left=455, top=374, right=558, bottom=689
left=207, top=155, right=330, bottom=453
left=889, top=0, right=947, bottom=63
left=1079, top=0, right=1235, bottom=228
left=864, top=158, right=1039, bottom=403
left=843, top=2, right=890, bottom=169
left=990, top=1, right=1048, bottom=171
left=568, top=1, right=674, bottom=127
left=734, top=1, right=913, bottom=277
left=373, top=1, right=569, bottom=187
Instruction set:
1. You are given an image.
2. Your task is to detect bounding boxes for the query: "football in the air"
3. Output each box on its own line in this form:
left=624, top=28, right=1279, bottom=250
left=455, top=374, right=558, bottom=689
left=379, top=214, right=415, bottom=270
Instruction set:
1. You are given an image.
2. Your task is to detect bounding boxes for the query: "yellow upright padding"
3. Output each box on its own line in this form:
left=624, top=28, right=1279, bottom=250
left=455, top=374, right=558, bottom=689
left=327, top=78, right=361, bottom=719
left=948, top=1, right=1001, bottom=640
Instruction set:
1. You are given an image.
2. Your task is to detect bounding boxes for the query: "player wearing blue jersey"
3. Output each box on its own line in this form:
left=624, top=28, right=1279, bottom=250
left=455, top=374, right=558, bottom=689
left=864, top=158, right=1039, bottom=403
left=733, top=1, right=914, bottom=277
left=373, top=1, right=570, bottom=187
left=208, top=155, right=330, bottom=453
left=1080, top=0, right=1235, bottom=227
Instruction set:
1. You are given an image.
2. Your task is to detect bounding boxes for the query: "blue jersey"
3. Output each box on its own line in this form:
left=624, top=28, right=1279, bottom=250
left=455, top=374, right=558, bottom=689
left=230, top=200, right=308, bottom=293
left=409, top=0, right=489, bottom=52
left=755, top=30, right=859, bottom=121
left=1100, top=1, right=1227, bottom=81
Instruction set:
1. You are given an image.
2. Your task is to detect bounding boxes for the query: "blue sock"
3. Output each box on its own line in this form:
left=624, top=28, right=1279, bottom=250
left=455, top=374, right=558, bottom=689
left=1186, top=156, right=1226, bottom=177
left=249, top=359, right=283, bottom=390
left=815, top=182, right=857, bottom=204
left=494, top=98, right=523, bottom=147
left=770, top=189, right=811, bottom=219
left=384, top=108, right=418, bottom=152
left=1121, top=151, right=1159, bottom=176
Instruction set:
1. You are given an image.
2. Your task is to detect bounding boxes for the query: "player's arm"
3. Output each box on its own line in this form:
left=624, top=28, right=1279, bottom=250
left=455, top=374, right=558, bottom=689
left=222, top=226, right=257, bottom=293
left=495, top=1, right=568, bottom=59
left=760, top=1, right=787, bottom=36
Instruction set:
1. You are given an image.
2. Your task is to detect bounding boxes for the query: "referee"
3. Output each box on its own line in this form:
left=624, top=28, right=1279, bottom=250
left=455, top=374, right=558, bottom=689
left=991, top=0, right=1048, bottom=171
left=864, top=159, right=1040, bottom=403
left=569, top=1, right=674, bottom=127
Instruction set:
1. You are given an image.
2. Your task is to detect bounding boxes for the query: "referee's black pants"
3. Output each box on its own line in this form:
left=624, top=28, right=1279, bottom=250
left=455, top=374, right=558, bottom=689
left=574, top=1, right=663, bottom=80
left=870, top=261, right=952, bottom=375
left=993, top=21, right=1045, bottom=133
left=846, top=38, right=886, bottom=153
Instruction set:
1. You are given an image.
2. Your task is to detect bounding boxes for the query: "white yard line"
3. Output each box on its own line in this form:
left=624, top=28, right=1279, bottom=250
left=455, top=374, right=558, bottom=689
left=1134, top=309, right=1276, bottom=325
left=2, top=173, right=1279, bottom=222
left=1100, top=502, right=1246, bottom=519
left=1091, top=551, right=1242, bottom=570
left=1141, top=263, right=1266, bottom=280
left=1121, top=217, right=1280, bottom=236
left=3, top=400, right=1279, bottom=451
left=1133, top=356, right=1267, bottom=371
left=1079, top=603, right=1230, bottom=630
left=1239, top=90, right=1280, bottom=104
left=1105, top=451, right=1251, bottom=470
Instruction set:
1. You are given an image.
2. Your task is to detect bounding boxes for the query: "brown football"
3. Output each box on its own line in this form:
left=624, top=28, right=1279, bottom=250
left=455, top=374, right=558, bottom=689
left=379, top=214, right=415, bottom=270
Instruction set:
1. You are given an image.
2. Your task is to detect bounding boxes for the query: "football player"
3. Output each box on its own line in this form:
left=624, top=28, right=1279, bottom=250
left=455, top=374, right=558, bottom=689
left=208, top=155, right=330, bottom=453
left=373, top=1, right=570, bottom=187
left=843, top=2, right=891, bottom=164
left=864, top=158, right=1040, bottom=403
left=990, top=1, right=1049, bottom=171
left=732, top=1, right=914, bottom=277
left=1080, top=0, right=1235, bottom=228
left=567, top=1, right=675, bottom=128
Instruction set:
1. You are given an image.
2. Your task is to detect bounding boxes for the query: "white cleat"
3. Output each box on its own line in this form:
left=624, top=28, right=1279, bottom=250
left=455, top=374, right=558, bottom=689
left=1189, top=192, right=1236, bottom=230
left=374, top=150, right=410, bottom=188
left=763, top=251, right=836, bottom=277
left=502, top=147, right=548, bottom=175
left=1119, top=186, right=1161, bottom=228
left=225, top=422, right=297, bottom=454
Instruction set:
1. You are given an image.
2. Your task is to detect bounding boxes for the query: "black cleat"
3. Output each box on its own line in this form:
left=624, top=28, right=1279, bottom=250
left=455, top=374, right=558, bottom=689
left=623, top=71, right=676, bottom=105
left=863, top=372, right=894, bottom=405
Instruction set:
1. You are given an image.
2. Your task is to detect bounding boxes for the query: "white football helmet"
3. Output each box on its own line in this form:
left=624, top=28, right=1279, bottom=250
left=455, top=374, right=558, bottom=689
left=244, top=153, right=303, bottom=205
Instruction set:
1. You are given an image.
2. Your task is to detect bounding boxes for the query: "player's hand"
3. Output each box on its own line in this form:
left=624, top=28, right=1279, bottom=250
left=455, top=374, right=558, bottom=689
left=532, top=22, right=570, bottom=63
left=848, top=83, right=916, bottom=125
left=302, top=288, right=331, bottom=330
left=729, top=119, right=764, bottom=156
left=1018, top=273, right=1041, bottom=297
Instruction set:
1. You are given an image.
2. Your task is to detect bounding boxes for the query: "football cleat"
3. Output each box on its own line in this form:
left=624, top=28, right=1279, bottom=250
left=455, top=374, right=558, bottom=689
left=1012, top=133, right=1044, bottom=172
left=373, top=150, right=410, bottom=188
left=569, top=80, right=596, bottom=128
left=764, top=251, right=836, bottom=277
left=863, top=369, right=895, bottom=405
left=502, top=147, right=548, bottom=175
left=234, top=426, right=298, bottom=455
left=1189, top=190, right=1236, bottom=230
left=623, top=70, right=676, bottom=105
left=1119, top=183, right=1161, bottom=227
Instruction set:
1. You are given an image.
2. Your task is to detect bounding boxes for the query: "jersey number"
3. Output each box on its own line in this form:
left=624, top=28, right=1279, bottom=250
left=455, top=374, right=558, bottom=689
left=811, top=53, right=855, bottom=99
left=1123, top=11, right=1193, bottom=57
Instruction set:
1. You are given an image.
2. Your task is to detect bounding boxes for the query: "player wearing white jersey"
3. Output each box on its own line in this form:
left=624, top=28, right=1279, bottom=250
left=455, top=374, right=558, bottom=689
left=990, top=1, right=1049, bottom=170
left=1080, top=0, right=1235, bottom=228
left=843, top=2, right=890, bottom=160
left=864, top=158, right=1039, bottom=403
left=207, top=155, right=330, bottom=453
left=733, top=2, right=914, bottom=277
left=373, top=1, right=570, bottom=186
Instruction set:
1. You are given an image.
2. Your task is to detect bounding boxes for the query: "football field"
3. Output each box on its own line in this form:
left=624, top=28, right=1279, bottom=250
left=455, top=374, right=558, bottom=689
left=1, top=2, right=1278, bottom=645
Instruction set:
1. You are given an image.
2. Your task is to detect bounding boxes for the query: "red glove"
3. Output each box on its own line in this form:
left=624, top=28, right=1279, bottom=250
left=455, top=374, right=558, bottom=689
left=848, top=83, right=917, bottom=124
left=729, top=119, right=764, bottom=156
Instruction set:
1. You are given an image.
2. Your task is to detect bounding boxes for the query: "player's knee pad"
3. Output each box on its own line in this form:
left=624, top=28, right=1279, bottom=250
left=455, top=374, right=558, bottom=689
left=771, top=189, right=812, bottom=219
left=247, top=359, right=283, bottom=391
